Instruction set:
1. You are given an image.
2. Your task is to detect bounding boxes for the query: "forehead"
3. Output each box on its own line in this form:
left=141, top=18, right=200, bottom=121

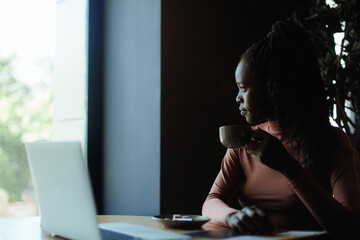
left=235, top=61, right=257, bottom=84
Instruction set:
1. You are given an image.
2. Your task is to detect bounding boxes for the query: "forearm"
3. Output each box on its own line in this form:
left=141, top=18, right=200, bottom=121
left=203, top=148, right=244, bottom=227
left=289, top=169, right=360, bottom=238
left=202, top=195, right=239, bottom=227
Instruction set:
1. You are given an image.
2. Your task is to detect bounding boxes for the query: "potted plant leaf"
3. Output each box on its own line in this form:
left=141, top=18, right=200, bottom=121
left=286, top=0, right=360, bottom=161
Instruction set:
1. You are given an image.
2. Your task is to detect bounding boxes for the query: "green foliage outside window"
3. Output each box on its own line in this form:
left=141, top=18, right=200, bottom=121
left=0, top=55, right=52, bottom=201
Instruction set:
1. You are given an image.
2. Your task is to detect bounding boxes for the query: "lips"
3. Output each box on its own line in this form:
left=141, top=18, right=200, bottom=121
left=240, top=108, right=247, bottom=116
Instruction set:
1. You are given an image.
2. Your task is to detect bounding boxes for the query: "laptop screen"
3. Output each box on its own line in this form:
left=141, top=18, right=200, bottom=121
left=26, top=141, right=101, bottom=240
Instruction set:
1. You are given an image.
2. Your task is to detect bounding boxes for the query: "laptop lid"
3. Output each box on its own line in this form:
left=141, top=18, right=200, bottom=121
left=26, top=141, right=101, bottom=240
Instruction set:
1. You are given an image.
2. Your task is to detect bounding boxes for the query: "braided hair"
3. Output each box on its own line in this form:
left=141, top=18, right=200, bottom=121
left=241, top=20, right=336, bottom=193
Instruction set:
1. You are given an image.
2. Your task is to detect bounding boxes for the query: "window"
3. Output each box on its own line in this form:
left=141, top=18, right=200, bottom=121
left=0, top=0, right=55, bottom=217
left=0, top=0, right=87, bottom=218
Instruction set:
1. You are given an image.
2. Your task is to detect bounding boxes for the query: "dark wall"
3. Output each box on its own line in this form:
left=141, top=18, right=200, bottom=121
left=161, top=0, right=285, bottom=214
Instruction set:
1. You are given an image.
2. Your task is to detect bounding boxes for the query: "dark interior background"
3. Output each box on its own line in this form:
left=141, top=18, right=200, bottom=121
left=88, top=0, right=294, bottom=215
left=160, top=0, right=290, bottom=214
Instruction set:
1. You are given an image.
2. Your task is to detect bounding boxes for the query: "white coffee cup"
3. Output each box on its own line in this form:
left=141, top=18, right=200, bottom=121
left=219, top=124, right=252, bottom=148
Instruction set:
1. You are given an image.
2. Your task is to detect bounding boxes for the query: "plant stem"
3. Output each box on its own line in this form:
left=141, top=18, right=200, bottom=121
left=334, top=28, right=359, bottom=138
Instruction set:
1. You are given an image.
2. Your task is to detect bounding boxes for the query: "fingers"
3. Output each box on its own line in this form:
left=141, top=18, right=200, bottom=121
left=229, top=211, right=256, bottom=234
left=250, top=206, right=275, bottom=234
left=242, top=206, right=275, bottom=235
left=251, top=127, right=269, bottom=142
left=234, top=210, right=257, bottom=234
left=245, top=140, right=263, bottom=160
left=245, top=140, right=262, bottom=150
left=242, top=207, right=264, bottom=233
left=245, top=127, right=276, bottom=162
left=245, top=127, right=269, bottom=155
left=228, top=215, right=249, bottom=234
left=226, top=207, right=275, bottom=235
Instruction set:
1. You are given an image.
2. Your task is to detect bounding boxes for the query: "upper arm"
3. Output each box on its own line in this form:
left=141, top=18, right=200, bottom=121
left=207, top=148, right=244, bottom=203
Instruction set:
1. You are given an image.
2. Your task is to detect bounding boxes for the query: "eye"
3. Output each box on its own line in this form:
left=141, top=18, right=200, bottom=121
left=239, top=86, right=247, bottom=92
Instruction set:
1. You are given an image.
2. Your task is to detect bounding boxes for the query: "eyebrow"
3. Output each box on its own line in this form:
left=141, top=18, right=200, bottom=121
left=236, top=77, right=248, bottom=85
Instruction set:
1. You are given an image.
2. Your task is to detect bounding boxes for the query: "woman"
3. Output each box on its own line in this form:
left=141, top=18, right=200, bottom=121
left=202, top=20, right=360, bottom=239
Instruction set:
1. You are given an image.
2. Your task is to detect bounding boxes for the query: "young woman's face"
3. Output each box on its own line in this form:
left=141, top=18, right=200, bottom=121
left=235, top=61, right=275, bottom=125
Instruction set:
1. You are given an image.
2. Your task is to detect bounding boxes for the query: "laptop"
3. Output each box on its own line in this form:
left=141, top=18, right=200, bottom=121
left=25, top=141, right=190, bottom=240
left=26, top=141, right=102, bottom=240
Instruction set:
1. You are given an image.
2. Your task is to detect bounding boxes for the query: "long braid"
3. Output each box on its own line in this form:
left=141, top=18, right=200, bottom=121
left=241, top=20, right=335, bottom=193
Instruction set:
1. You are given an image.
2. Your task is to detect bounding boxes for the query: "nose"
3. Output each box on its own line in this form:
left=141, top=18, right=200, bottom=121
left=236, top=91, right=243, bottom=104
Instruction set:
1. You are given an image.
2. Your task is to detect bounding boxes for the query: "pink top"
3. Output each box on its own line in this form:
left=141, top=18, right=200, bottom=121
left=202, top=121, right=360, bottom=230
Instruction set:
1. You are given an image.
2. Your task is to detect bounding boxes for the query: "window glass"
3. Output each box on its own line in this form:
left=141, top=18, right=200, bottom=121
left=0, top=0, right=55, bottom=218
left=0, top=0, right=88, bottom=218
